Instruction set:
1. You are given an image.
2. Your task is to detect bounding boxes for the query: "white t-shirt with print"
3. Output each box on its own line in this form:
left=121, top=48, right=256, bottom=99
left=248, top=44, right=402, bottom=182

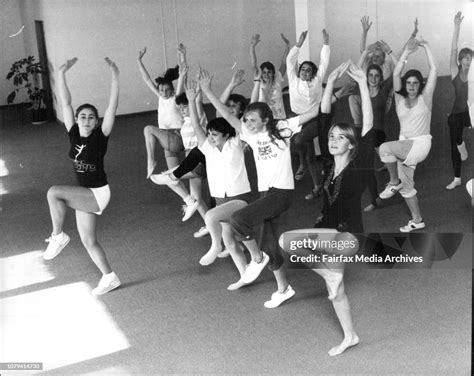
left=241, top=116, right=301, bottom=192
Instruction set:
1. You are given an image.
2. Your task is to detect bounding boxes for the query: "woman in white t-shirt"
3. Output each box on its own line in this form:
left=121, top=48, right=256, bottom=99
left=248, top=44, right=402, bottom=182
left=138, top=46, right=186, bottom=178
left=198, top=69, right=318, bottom=308
left=249, top=33, right=290, bottom=120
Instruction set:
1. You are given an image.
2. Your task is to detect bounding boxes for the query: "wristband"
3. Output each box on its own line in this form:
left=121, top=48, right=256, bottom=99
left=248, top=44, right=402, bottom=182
left=387, top=50, right=392, bottom=55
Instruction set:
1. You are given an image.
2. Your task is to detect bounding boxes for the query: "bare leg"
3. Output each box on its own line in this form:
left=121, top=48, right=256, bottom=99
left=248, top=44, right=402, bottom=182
left=189, top=178, right=207, bottom=221
left=242, top=239, right=263, bottom=262
left=273, top=265, right=289, bottom=292
left=385, top=161, right=399, bottom=184
left=222, top=224, right=247, bottom=276
left=75, top=210, right=112, bottom=275
left=143, top=126, right=181, bottom=177
left=404, top=195, right=422, bottom=223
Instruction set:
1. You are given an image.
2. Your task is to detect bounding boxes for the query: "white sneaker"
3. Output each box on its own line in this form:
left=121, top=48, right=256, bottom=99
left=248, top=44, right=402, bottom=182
left=241, top=252, right=269, bottom=284
left=193, top=226, right=210, bottom=238
left=446, top=178, right=462, bottom=190
left=399, top=220, right=425, bottom=233
left=227, top=279, right=247, bottom=291
left=379, top=180, right=402, bottom=199
left=92, top=272, right=121, bottom=295
left=182, top=199, right=199, bottom=222
left=217, top=248, right=231, bottom=258
left=43, top=232, right=70, bottom=260
left=264, top=285, right=296, bottom=308
left=150, top=172, right=179, bottom=186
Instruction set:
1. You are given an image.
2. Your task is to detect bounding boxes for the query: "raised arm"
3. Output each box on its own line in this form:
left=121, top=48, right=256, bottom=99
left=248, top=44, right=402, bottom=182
left=450, top=12, right=463, bottom=78
left=249, top=34, right=261, bottom=74
left=279, top=33, right=291, bottom=77
left=320, top=60, right=350, bottom=114
left=137, top=47, right=160, bottom=97
left=101, top=58, right=120, bottom=136
left=347, top=63, right=373, bottom=136
left=469, top=59, right=474, bottom=106
left=185, top=80, right=207, bottom=147
left=359, top=16, right=372, bottom=54
left=287, top=31, right=308, bottom=80
left=175, top=62, right=188, bottom=96
left=198, top=68, right=243, bottom=133
left=418, top=39, right=437, bottom=109
left=177, top=43, right=187, bottom=68
left=57, top=58, right=78, bottom=131
left=250, top=67, right=261, bottom=104
left=379, top=40, right=399, bottom=67
left=393, top=36, right=418, bottom=93
left=317, top=29, right=330, bottom=80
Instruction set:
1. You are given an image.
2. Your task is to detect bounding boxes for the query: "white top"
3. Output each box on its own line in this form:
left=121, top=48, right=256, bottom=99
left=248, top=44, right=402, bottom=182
left=395, top=94, right=431, bottom=139
left=259, top=71, right=286, bottom=119
left=199, top=135, right=251, bottom=198
left=158, top=96, right=183, bottom=130
left=180, top=114, right=207, bottom=150
left=241, top=116, right=301, bottom=192
left=287, top=45, right=330, bottom=115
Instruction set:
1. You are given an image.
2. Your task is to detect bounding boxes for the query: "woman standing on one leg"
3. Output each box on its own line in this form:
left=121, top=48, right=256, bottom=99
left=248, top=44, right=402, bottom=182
left=446, top=11, right=472, bottom=190
left=198, top=69, right=318, bottom=308
left=287, top=30, right=330, bottom=199
left=43, top=57, right=120, bottom=295
left=378, top=31, right=437, bottom=232
left=138, top=45, right=186, bottom=178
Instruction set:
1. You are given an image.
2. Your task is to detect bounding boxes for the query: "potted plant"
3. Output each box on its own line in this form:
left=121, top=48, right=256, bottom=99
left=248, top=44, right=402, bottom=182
left=6, top=55, right=48, bottom=124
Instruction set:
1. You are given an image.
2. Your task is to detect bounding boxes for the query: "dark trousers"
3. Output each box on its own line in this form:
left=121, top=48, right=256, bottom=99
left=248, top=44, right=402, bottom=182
left=172, top=147, right=205, bottom=179
left=230, top=188, right=292, bottom=271
left=448, top=111, right=471, bottom=177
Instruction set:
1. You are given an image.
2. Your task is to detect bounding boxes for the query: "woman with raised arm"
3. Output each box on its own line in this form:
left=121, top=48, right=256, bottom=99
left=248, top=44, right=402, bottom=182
left=150, top=69, right=248, bottom=238
left=467, top=57, right=474, bottom=198
left=446, top=11, right=472, bottom=190
left=287, top=29, right=330, bottom=200
left=291, top=61, right=372, bottom=356
left=378, top=31, right=437, bottom=232
left=250, top=33, right=290, bottom=119
left=138, top=45, right=185, bottom=178
left=43, top=57, right=121, bottom=295
left=198, top=68, right=318, bottom=308
left=183, top=78, right=251, bottom=287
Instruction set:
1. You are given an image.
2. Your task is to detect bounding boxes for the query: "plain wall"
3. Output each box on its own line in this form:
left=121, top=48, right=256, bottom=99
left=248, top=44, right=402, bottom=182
left=2, top=0, right=473, bottom=115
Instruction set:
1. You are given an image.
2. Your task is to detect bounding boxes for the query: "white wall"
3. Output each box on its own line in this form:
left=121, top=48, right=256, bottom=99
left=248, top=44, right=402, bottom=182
left=2, top=0, right=473, bottom=114
left=1, top=0, right=28, bottom=106
left=23, top=0, right=295, bottom=121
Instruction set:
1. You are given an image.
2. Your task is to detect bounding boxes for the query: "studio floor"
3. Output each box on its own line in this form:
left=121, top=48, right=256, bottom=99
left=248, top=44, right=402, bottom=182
left=0, top=100, right=472, bottom=375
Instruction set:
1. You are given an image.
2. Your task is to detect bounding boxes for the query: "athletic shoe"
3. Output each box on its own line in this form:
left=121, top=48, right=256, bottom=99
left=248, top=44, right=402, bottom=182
left=193, top=226, right=210, bottom=238
left=182, top=200, right=199, bottom=222
left=92, top=272, right=121, bottom=295
left=217, top=248, right=231, bottom=258
left=399, top=220, right=425, bottom=233
left=446, top=178, right=462, bottom=190
left=294, top=166, right=307, bottom=181
left=241, top=252, right=269, bottom=284
left=379, top=180, right=402, bottom=199
left=305, top=186, right=323, bottom=200
left=264, top=285, right=296, bottom=308
left=150, top=172, right=179, bottom=186
left=43, top=232, right=70, bottom=260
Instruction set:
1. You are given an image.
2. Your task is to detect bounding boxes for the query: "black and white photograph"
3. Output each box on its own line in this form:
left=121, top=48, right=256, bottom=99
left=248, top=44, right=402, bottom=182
left=1, top=0, right=472, bottom=374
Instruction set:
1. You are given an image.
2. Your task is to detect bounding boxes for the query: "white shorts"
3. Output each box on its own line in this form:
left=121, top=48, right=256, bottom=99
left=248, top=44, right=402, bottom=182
left=89, top=185, right=111, bottom=215
left=403, top=135, right=432, bottom=167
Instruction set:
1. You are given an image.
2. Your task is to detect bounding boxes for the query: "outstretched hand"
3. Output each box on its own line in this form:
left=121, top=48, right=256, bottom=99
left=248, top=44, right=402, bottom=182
left=322, top=29, right=329, bottom=45
left=197, top=68, right=212, bottom=91
left=230, top=69, right=245, bottom=87
left=454, top=11, right=463, bottom=26
left=378, top=40, right=392, bottom=54
left=177, top=43, right=186, bottom=56
left=59, top=58, right=78, bottom=73
left=281, top=33, right=290, bottom=46
left=105, top=57, right=119, bottom=75
left=361, top=16, right=372, bottom=33
left=250, top=34, right=261, bottom=47
left=185, top=79, right=198, bottom=101
left=346, top=63, right=366, bottom=84
left=138, top=47, right=147, bottom=60
left=412, top=18, right=419, bottom=37
left=405, top=36, right=419, bottom=54
left=327, top=60, right=350, bottom=82
left=416, top=37, right=429, bottom=48
left=296, top=30, right=308, bottom=48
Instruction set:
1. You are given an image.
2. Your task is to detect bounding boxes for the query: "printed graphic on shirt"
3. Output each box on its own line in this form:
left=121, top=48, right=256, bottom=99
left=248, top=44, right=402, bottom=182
left=72, top=143, right=96, bottom=173
left=257, top=140, right=278, bottom=161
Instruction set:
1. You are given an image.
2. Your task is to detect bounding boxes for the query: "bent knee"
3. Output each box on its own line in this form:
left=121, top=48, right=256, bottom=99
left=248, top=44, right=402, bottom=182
left=47, top=186, right=64, bottom=200
left=143, top=125, right=156, bottom=136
